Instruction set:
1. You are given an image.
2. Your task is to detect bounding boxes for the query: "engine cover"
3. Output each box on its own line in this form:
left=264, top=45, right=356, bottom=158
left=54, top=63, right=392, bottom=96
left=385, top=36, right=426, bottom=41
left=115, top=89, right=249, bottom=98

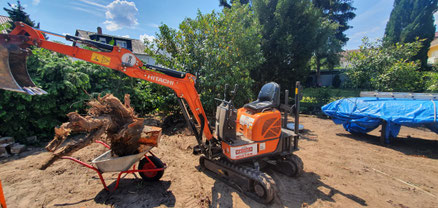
left=236, top=107, right=281, bottom=141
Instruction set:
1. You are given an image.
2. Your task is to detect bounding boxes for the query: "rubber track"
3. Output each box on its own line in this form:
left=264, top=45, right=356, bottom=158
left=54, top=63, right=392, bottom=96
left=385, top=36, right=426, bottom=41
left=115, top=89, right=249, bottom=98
left=200, top=157, right=277, bottom=204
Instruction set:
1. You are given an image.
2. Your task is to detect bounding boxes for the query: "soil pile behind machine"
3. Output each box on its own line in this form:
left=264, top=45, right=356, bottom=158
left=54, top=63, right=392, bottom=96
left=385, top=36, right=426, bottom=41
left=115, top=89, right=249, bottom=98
left=0, top=22, right=304, bottom=204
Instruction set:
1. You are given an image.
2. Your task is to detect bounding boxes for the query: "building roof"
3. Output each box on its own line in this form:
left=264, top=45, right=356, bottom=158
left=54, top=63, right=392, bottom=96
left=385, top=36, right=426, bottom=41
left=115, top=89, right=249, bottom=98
left=74, top=28, right=146, bottom=55
left=0, top=15, right=11, bottom=34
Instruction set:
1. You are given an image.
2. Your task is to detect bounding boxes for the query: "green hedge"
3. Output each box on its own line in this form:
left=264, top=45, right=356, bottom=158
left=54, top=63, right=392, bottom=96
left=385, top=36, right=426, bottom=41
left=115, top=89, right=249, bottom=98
left=0, top=48, right=169, bottom=143
left=300, top=87, right=360, bottom=115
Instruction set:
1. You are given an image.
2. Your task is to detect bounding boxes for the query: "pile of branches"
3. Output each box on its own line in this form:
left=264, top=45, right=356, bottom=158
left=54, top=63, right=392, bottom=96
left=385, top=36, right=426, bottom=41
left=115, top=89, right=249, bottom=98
left=40, top=94, right=160, bottom=170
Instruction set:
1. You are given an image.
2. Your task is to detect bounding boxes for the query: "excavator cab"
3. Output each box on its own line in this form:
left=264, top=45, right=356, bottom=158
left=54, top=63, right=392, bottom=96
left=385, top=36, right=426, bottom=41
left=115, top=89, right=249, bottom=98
left=0, top=35, right=46, bottom=95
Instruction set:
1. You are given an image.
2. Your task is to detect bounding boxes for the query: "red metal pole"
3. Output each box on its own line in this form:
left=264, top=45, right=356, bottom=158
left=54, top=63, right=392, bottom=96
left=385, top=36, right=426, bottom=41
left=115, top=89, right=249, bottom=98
left=0, top=180, right=7, bottom=208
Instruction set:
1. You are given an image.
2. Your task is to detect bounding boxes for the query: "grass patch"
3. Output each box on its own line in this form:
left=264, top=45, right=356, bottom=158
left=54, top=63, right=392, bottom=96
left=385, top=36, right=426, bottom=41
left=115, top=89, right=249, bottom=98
left=300, top=87, right=360, bottom=114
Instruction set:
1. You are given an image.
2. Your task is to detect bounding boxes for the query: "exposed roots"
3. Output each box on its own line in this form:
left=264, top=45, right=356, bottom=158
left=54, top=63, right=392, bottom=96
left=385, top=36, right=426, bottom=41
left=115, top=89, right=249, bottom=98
left=40, top=94, right=161, bottom=170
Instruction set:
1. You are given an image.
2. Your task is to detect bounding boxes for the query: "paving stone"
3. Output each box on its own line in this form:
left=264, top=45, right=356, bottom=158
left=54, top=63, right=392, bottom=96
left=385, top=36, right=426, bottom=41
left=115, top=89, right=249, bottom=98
left=26, top=136, right=38, bottom=144
left=10, top=143, right=26, bottom=154
left=0, top=143, right=11, bottom=156
left=0, top=144, right=7, bottom=154
left=0, top=137, right=14, bottom=144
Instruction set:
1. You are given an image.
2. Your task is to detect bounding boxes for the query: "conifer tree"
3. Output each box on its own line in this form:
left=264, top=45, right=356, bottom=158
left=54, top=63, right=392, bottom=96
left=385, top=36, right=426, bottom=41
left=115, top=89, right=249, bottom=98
left=312, top=0, right=356, bottom=86
left=3, top=0, right=37, bottom=30
left=384, top=0, right=438, bottom=69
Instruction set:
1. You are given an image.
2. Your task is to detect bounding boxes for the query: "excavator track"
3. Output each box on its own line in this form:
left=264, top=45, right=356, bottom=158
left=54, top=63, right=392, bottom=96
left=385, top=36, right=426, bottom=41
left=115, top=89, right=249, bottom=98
left=199, top=156, right=276, bottom=204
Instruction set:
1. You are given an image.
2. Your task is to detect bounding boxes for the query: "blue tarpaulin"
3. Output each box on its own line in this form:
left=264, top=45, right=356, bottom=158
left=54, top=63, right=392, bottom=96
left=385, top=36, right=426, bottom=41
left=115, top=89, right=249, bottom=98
left=321, top=97, right=438, bottom=143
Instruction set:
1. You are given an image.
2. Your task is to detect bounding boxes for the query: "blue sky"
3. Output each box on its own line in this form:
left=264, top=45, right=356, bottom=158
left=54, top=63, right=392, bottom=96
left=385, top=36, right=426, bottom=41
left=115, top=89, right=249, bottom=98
left=0, top=0, right=436, bottom=50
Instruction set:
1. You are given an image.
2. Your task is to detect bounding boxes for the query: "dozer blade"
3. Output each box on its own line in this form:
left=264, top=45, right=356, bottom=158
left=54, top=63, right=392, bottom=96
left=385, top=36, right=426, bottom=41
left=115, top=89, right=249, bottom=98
left=0, top=34, right=47, bottom=95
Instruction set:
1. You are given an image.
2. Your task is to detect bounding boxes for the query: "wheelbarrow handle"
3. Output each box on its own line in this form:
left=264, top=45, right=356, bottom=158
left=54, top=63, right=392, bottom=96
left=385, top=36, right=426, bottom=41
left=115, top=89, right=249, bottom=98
left=95, top=140, right=110, bottom=149
left=61, top=156, right=98, bottom=171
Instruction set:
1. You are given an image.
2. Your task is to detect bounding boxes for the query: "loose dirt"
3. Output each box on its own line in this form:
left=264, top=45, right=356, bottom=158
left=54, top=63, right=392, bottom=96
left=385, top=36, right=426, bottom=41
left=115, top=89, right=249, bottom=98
left=1, top=115, right=438, bottom=208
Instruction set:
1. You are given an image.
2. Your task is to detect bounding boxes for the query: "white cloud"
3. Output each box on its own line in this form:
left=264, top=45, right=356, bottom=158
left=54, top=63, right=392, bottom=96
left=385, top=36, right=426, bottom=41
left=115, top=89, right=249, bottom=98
left=140, top=34, right=155, bottom=42
left=71, top=6, right=103, bottom=17
left=78, top=0, right=106, bottom=9
left=147, top=23, right=159, bottom=28
left=350, top=26, right=381, bottom=40
left=32, top=0, right=40, bottom=6
left=104, top=0, right=138, bottom=31
left=121, top=35, right=130, bottom=38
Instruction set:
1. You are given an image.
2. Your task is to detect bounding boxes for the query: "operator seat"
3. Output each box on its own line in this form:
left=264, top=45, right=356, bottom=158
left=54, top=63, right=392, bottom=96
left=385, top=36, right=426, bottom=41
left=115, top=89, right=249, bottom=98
left=244, top=82, right=280, bottom=112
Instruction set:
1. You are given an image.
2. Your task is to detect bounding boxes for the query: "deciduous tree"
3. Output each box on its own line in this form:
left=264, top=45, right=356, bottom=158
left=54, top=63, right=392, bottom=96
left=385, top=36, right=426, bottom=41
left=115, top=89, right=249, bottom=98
left=146, top=3, right=263, bottom=113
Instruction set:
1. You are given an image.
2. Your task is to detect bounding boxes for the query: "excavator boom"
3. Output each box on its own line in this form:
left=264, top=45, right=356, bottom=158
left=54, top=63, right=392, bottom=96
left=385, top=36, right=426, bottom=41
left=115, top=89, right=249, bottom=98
left=0, top=22, right=213, bottom=141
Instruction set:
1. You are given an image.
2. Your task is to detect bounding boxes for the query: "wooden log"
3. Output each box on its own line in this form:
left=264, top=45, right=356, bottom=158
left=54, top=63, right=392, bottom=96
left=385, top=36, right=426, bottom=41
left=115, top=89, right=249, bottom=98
left=40, top=94, right=162, bottom=170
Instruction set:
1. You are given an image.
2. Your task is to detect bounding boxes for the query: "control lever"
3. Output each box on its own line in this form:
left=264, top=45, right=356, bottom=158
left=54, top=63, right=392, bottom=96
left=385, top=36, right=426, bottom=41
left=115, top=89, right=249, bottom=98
left=230, top=84, right=238, bottom=105
left=224, top=84, right=229, bottom=101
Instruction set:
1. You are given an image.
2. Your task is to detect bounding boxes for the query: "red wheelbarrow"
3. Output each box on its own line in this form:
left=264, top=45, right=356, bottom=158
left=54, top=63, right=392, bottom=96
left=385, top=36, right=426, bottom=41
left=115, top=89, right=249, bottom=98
left=62, top=141, right=166, bottom=191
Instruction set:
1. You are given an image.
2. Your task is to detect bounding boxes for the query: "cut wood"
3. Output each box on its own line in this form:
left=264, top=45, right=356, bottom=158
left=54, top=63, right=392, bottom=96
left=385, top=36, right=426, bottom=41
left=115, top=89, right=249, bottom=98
left=40, top=94, right=161, bottom=170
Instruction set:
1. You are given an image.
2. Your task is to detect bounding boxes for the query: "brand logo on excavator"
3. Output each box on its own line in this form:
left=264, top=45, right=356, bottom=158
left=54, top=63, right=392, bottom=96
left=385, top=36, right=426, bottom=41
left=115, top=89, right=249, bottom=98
left=236, top=146, right=253, bottom=154
left=146, top=75, right=174, bottom=86
left=230, top=143, right=258, bottom=159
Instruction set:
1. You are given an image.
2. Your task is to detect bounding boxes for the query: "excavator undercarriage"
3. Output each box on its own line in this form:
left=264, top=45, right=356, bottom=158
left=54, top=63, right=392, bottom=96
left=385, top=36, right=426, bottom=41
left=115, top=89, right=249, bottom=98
left=0, top=22, right=304, bottom=204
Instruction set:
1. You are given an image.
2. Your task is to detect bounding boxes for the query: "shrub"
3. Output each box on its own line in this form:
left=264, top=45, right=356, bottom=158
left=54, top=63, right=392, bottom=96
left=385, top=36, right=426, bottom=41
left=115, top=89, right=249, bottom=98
left=0, top=48, right=165, bottom=143
left=345, top=38, right=424, bottom=91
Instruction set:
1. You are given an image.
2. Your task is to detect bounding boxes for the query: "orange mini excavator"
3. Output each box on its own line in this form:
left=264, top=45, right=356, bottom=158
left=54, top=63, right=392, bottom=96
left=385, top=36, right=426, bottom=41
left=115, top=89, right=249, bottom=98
left=0, top=22, right=303, bottom=203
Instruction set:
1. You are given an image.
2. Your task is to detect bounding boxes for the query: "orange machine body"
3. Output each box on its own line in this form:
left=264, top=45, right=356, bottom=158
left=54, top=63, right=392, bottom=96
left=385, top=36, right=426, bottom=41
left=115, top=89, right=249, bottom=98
left=222, top=107, right=282, bottom=161
left=236, top=108, right=281, bottom=141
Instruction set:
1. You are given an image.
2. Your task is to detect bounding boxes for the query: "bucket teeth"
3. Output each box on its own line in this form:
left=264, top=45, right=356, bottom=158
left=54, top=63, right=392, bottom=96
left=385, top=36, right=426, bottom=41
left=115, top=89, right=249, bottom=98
left=22, top=87, right=35, bottom=95
left=0, top=34, right=46, bottom=95
left=22, top=87, right=47, bottom=95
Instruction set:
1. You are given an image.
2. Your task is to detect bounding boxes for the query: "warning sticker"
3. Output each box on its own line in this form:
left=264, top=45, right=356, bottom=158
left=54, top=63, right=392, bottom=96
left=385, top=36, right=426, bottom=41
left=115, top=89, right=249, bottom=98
left=91, top=53, right=111, bottom=66
left=230, top=143, right=258, bottom=159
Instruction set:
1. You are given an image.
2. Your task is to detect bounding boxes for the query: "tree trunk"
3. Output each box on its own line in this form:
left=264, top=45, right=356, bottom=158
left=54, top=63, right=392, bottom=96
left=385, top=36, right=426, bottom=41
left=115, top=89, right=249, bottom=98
left=316, top=56, right=322, bottom=87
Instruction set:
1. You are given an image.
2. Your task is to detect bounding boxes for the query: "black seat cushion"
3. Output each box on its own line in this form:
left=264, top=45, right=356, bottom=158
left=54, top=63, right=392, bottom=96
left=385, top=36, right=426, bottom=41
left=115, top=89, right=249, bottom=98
left=244, top=82, right=280, bottom=112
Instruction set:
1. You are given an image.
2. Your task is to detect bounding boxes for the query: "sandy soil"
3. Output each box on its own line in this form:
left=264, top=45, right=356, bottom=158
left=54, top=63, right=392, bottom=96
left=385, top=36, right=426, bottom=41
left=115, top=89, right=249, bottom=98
left=1, top=115, right=438, bottom=208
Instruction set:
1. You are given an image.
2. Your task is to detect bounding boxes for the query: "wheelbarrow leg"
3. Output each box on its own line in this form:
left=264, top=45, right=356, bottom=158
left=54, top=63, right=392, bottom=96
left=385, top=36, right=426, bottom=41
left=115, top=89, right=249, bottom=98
left=61, top=156, right=111, bottom=191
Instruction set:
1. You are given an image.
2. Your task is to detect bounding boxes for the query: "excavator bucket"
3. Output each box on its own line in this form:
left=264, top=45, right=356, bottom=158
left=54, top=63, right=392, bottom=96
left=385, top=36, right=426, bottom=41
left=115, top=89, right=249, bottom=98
left=0, top=34, right=46, bottom=95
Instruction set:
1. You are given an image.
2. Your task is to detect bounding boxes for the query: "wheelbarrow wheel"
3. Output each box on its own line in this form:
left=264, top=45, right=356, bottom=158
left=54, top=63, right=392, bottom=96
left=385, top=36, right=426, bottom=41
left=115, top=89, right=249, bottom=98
left=138, top=156, right=164, bottom=181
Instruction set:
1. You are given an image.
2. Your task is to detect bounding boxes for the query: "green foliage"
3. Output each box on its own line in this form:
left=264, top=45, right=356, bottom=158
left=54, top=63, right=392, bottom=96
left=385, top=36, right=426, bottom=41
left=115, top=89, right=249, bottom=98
left=146, top=3, right=263, bottom=114
left=3, top=0, right=37, bottom=30
left=312, top=19, right=342, bottom=86
left=312, top=0, right=356, bottom=71
left=374, top=60, right=423, bottom=92
left=313, top=0, right=356, bottom=44
left=0, top=49, right=88, bottom=142
left=0, top=48, right=164, bottom=143
left=423, top=71, right=438, bottom=92
left=252, top=0, right=321, bottom=91
left=0, top=22, right=11, bottom=32
left=108, top=38, right=115, bottom=46
left=300, top=87, right=360, bottom=114
left=345, top=38, right=424, bottom=91
left=384, top=0, right=438, bottom=69
left=219, top=0, right=249, bottom=8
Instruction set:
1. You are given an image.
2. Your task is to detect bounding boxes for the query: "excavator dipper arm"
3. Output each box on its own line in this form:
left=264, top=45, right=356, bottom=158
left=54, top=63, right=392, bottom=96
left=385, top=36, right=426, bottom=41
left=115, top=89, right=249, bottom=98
left=0, top=22, right=213, bottom=141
